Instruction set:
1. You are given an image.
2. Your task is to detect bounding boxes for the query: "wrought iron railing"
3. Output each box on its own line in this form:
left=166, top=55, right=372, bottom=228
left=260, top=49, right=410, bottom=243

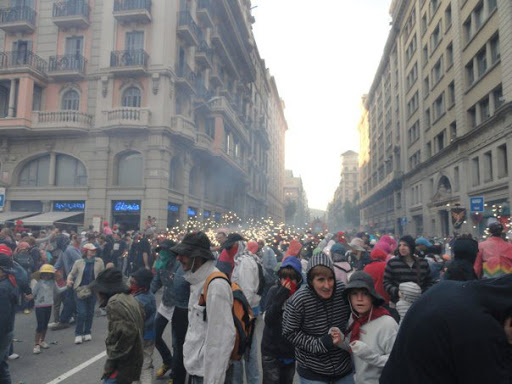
left=48, top=54, right=86, bottom=73
left=176, top=63, right=196, bottom=82
left=110, top=49, right=148, bottom=67
left=0, top=51, right=47, bottom=73
left=113, top=0, right=151, bottom=12
left=0, top=6, right=36, bottom=24
left=178, top=11, right=201, bottom=40
left=197, top=40, right=213, bottom=63
left=52, top=0, right=89, bottom=18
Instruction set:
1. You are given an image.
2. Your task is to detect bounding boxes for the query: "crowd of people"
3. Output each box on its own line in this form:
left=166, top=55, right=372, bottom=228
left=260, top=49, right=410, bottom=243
left=0, top=220, right=511, bottom=384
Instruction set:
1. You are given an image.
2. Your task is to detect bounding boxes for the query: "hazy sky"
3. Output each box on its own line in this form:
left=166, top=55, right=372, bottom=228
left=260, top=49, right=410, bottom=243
left=251, top=1, right=392, bottom=210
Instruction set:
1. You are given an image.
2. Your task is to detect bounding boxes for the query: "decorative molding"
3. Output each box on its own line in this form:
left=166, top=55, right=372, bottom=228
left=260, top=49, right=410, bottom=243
left=101, top=76, right=109, bottom=97
left=152, top=73, right=160, bottom=95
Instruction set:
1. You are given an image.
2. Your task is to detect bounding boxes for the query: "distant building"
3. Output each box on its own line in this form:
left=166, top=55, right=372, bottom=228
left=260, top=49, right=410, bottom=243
left=284, top=170, right=310, bottom=227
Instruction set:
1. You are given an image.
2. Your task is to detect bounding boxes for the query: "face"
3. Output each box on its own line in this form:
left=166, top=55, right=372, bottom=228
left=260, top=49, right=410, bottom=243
left=398, top=241, right=411, bottom=257
left=216, top=233, right=227, bottom=245
left=311, top=268, right=335, bottom=299
left=129, top=276, right=137, bottom=288
left=349, top=288, right=373, bottom=315
left=177, top=254, right=194, bottom=272
left=416, top=244, right=427, bottom=252
left=86, top=249, right=97, bottom=258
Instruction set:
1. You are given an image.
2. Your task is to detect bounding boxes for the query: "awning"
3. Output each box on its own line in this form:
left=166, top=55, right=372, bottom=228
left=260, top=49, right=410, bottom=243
left=0, top=211, right=39, bottom=225
left=22, top=212, right=84, bottom=226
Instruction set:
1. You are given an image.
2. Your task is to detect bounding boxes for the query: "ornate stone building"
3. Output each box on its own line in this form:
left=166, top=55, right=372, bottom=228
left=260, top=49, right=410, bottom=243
left=0, top=0, right=287, bottom=230
left=359, top=0, right=512, bottom=237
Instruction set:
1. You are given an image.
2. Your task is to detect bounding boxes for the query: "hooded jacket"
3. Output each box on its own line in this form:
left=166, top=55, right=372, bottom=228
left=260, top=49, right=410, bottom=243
left=151, top=254, right=190, bottom=309
left=380, top=275, right=512, bottom=384
left=282, top=253, right=352, bottom=381
left=363, top=248, right=390, bottom=304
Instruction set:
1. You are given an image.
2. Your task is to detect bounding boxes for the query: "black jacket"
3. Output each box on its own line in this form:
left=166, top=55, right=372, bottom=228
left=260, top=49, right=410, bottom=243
left=261, top=284, right=295, bottom=359
left=380, top=275, right=512, bottom=384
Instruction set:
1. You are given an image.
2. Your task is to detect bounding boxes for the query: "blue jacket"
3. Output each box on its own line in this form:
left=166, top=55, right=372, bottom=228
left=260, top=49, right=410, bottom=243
left=0, top=275, right=17, bottom=335
left=54, top=245, right=82, bottom=277
left=133, top=291, right=156, bottom=340
left=151, top=258, right=190, bottom=309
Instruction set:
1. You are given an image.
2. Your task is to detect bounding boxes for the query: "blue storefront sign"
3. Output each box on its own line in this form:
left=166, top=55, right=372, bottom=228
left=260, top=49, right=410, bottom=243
left=470, top=197, right=484, bottom=212
left=112, top=200, right=141, bottom=212
left=53, top=201, right=85, bottom=212
left=188, top=207, right=197, bottom=217
left=0, top=194, right=4, bottom=208
left=168, top=203, right=179, bottom=212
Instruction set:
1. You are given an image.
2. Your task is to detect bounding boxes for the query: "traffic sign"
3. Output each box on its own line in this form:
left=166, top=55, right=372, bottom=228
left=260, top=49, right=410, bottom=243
left=470, top=197, right=484, bottom=212
left=0, top=187, right=5, bottom=208
left=400, top=217, right=407, bottom=227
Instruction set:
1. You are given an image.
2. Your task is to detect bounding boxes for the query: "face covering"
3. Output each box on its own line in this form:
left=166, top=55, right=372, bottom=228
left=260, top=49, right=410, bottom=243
left=155, top=250, right=172, bottom=270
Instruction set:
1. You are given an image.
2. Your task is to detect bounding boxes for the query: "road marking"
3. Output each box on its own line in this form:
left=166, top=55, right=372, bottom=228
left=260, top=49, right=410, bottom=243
left=45, top=351, right=107, bottom=384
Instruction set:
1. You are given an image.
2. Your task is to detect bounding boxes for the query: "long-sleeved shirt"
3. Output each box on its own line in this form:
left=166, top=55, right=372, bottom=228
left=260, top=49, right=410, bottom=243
left=54, top=245, right=82, bottom=277
left=383, top=256, right=433, bottom=303
left=33, top=279, right=67, bottom=307
left=475, top=237, right=512, bottom=278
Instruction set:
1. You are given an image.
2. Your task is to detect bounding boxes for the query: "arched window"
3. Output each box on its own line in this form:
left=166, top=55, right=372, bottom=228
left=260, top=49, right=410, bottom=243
left=18, top=155, right=50, bottom=186
left=55, top=154, right=87, bottom=186
left=122, top=86, right=141, bottom=107
left=189, top=166, right=200, bottom=196
left=61, top=89, right=80, bottom=110
left=117, top=152, right=143, bottom=186
left=169, top=156, right=183, bottom=191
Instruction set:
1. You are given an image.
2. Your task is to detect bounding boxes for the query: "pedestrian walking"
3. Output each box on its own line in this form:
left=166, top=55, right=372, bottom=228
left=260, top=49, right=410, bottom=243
left=0, top=254, right=17, bottom=384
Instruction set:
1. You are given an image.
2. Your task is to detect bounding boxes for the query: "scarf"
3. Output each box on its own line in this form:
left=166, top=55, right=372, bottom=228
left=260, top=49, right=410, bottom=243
left=130, top=284, right=148, bottom=295
left=84, top=256, right=96, bottom=264
left=155, top=250, right=172, bottom=270
left=345, top=306, right=390, bottom=343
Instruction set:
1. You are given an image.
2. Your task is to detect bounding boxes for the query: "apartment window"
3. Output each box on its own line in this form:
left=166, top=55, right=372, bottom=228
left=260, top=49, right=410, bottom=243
left=406, top=34, right=417, bottom=63
left=474, top=3, right=484, bottom=30
left=406, top=63, right=418, bottom=89
left=65, top=36, right=84, bottom=57
left=436, top=130, right=445, bottom=152
left=421, top=13, right=427, bottom=35
left=490, top=34, right=500, bottom=63
left=426, top=141, right=432, bottom=157
left=431, top=23, right=441, bottom=50
left=497, top=144, right=508, bottom=178
left=19, top=155, right=50, bottom=187
left=430, top=0, right=440, bottom=17
left=448, top=81, right=455, bottom=107
left=488, top=0, right=497, bottom=12
left=493, top=86, right=504, bottom=109
left=122, top=86, right=141, bottom=107
left=433, top=93, right=445, bottom=121
left=32, top=84, right=42, bottom=111
left=472, top=157, right=480, bottom=186
left=205, top=118, right=215, bottom=139
left=432, top=57, right=443, bottom=85
left=425, top=108, right=431, bottom=129
left=422, top=45, right=429, bottom=66
left=453, top=166, right=460, bottom=191
left=407, top=92, right=419, bottom=117
left=480, top=96, right=490, bottom=121
left=483, top=151, right=493, bottom=182
left=408, top=120, right=420, bottom=144
left=61, top=89, right=79, bottom=110
left=445, top=5, right=452, bottom=29
left=476, top=48, right=487, bottom=77
left=117, top=152, right=143, bottom=186
left=446, top=43, right=453, bottom=68
left=463, top=17, right=472, bottom=42
left=468, top=107, right=477, bottom=129
left=423, top=76, right=430, bottom=98
left=450, top=121, right=457, bottom=141
left=466, top=61, right=475, bottom=87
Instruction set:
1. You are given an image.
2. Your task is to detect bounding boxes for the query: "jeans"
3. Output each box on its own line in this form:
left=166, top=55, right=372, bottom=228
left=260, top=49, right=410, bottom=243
left=60, top=289, right=76, bottom=323
left=75, top=293, right=96, bottom=336
left=232, top=318, right=260, bottom=384
left=0, top=331, right=13, bottom=384
left=171, top=307, right=188, bottom=384
left=262, top=355, right=295, bottom=384
left=154, top=313, right=172, bottom=366
left=299, top=373, right=355, bottom=384
left=102, top=377, right=130, bottom=384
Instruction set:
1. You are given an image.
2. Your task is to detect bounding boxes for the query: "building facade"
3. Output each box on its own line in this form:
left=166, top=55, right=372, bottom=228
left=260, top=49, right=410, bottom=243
left=359, top=0, right=512, bottom=238
left=284, top=169, right=309, bottom=228
left=0, top=0, right=287, bottom=230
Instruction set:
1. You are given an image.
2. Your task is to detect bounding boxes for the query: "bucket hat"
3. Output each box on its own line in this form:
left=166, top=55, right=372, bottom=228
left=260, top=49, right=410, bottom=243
left=342, top=271, right=384, bottom=306
left=170, top=231, right=214, bottom=260
left=89, top=268, right=129, bottom=295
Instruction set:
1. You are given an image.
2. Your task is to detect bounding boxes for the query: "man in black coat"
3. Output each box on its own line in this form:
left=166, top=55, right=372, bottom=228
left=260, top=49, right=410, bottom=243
left=380, top=274, right=512, bottom=384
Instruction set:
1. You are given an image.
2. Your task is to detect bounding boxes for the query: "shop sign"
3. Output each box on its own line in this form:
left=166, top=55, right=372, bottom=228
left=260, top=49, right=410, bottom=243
left=53, top=201, right=85, bottom=212
left=470, top=197, right=484, bottom=212
left=168, top=203, right=180, bottom=212
left=0, top=188, right=4, bottom=208
left=188, top=207, right=197, bottom=216
left=113, top=200, right=141, bottom=212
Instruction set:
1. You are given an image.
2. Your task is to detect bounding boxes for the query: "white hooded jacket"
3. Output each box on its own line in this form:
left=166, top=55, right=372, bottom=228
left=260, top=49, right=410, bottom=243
left=231, top=248, right=262, bottom=309
left=183, top=260, right=235, bottom=383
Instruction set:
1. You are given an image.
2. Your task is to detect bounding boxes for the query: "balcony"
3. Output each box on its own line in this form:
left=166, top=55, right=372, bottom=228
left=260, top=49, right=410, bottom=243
left=209, top=96, right=248, bottom=142
left=195, top=83, right=214, bottom=105
left=209, top=67, right=224, bottom=88
left=211, top=26, right=237, bottom=75
left=175, top=63, right=196, bottom=94
left=195, top=41, right=213, bottom=69
left=32, top=110, right=93, bottom=133
left=101, top=107, right=151, bottom=131
left=177, top=11, right=200, bottom=46
left=52, top=0, right=90, bottom=29
left=196, top=0, right=213, bottom=28
left=0, top=51, right=47, bottom=80
left=110, top=49, right=148, bottom=76
left=113, top=0, right=151, bottom=24
left=48, top=54, right=86, bottom=80
left=170, top=115, right=196, bottom=142
left=195, top=132, right=214, bottom=153
left=0, top=6, right=36, bottom=34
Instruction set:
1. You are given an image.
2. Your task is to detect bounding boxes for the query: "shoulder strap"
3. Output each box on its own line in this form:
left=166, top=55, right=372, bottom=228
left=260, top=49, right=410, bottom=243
left=199, top=271, right=229, bottom=306
left=333, top=264, right=353, bottom=273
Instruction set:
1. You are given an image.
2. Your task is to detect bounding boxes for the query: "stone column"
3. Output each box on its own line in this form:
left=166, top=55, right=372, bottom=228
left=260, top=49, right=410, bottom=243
left=48, top=152, right=56, bottom=185
left=8, top=78, right=16, bottom=117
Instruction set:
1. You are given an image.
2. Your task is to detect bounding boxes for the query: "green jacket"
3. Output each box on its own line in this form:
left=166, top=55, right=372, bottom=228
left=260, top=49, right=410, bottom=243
left=103, top=293, right=144, bottom=384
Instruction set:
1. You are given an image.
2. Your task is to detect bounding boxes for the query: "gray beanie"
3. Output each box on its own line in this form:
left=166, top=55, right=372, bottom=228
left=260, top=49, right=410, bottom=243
left=306, top=252, right=334, bottom=278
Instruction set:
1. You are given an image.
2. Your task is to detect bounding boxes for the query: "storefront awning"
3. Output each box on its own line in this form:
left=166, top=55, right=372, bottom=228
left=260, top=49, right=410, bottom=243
left=0, top=212, right=39, bottom=225
left=22, top=212, right=84, bottom=226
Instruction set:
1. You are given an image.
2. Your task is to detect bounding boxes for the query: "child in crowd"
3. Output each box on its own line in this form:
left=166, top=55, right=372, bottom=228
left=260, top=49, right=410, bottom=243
left=395, top=282, right=422, bottom=322
left=341, top=271, right=398, bottom=384
left=32, top=264, right=67, bottom=354
left=130, top=268, right=156, bottom=384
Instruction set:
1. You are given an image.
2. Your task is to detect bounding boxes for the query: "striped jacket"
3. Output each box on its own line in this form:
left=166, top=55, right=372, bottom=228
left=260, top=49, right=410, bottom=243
left=282, top=281, right=352, bottom=381
left=383, top=256, right=433, bottom=303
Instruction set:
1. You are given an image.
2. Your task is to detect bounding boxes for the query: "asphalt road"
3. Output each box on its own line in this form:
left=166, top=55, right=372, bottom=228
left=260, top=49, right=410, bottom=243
left=8, top=292, right=293, bottom=384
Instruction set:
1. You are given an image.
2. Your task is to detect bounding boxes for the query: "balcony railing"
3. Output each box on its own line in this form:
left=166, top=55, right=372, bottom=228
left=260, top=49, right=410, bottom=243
left=48, top=54, right=86, bottom=74
left=0, top=6, right=36, bottom=32
left=114, top=0, right=151, bottom=12
left=196, top=0, right=213, bottom=28
left=32, top=110, right=93, bottom=132
left=177, top=11, right=201, bottom=46
left=102, top=107, right=151, bottom=129
left=176, top=63, right=196, bottom=94
left=0, top=51, right=47, bottom=74
left=53, top=0, right=89, bottom=18
left=110, top=49, right=148, bottom=67
left=195, top=40, right=213, bottom=68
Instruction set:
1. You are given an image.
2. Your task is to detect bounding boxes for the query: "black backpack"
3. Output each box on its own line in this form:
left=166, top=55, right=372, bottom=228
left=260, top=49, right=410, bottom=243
left=256, top=262, right=265, bottom=296
left=14, top=251, right=35, bottom=271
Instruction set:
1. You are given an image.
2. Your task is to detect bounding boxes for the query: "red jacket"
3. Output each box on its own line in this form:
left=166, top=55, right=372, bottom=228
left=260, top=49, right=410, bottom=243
left=364, top=248, right=390, bottom=304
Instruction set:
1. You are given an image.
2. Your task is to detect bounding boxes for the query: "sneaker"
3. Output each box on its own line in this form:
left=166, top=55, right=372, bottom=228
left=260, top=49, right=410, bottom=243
left=33, top=345, right=41, bottom=354
left=155, top=364, right=171, bottom=379
left=74, top=336, right=83, bottom=344
left=83, top=334, right=92, bottom=342
left=50, top=322, right=69, bottom=331
left=8, top=353, right=19, bottom=360
left=48, top=322, right=58, bottom=328
left=69, top=317, right=76, bottom=324
left=23, top=309, right=31, bottom=314
left=39, top=341, right=50, bottom=349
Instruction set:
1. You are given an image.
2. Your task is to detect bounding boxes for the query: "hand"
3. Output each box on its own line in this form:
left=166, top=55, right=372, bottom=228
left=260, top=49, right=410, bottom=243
left=349, top=340, right=371, bottom=357
left=329, top=327, right=344, bottom=346
left=66, top=280, right=73, bottom=288
left=282, top=278, right=292, bottom=290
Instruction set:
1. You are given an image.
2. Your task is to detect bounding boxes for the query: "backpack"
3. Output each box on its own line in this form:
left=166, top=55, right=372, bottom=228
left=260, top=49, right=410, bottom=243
left=198, top=271, right=256, bottom=361
left=256, top=261, right=265, bottom=296
left=14, top=251, right=34, bottom=271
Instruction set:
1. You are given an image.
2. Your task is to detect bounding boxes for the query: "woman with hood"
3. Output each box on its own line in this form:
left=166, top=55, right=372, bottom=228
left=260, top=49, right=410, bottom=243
left=331, top=243, right=353, bottom=285
left=283, top=253, right=354, bottom=383
left=261, top=256, right=303, bottom=383
left=150, top=240, right=190, bottom=383
left=340, top=271, right=398, bottom=384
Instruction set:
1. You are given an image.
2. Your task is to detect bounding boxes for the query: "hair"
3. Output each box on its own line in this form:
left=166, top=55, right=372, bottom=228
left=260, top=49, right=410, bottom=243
left=26, top=237, right=36, bottom=246
left=98, top=234, right=107, bottom=242
left=40, top=272, right=54, bottom=280
left=308, top=265, right=334, bottom=283
left=278, top=266, right=301, bottom=282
